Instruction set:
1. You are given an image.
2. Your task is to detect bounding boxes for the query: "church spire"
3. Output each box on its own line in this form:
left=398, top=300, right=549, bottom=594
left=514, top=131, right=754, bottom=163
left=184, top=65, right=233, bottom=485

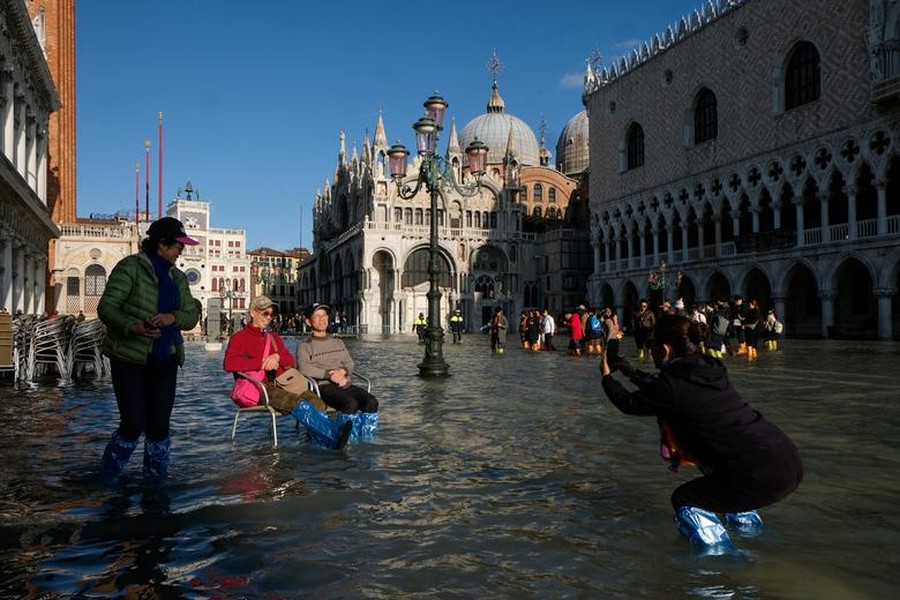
left=373, top=110, right=388, bottom=151
left=447, top=118, right=460, bottom=155
left=485, top=50, right=506, bottom=114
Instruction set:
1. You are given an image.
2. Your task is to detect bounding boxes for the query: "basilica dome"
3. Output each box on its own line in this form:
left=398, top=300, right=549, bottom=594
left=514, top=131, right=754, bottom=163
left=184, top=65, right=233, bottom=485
left=460, top=81, right=541, bottom=166
left=556, top=110, right=589, bottom=176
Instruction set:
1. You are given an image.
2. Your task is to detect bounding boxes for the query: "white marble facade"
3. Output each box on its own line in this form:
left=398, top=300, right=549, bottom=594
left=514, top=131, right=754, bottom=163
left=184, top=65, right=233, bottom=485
left=0, top=0, right=59, bottom=315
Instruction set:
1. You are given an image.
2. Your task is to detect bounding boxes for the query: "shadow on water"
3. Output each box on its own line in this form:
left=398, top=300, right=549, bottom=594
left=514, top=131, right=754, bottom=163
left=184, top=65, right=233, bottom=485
left=1, top=337, right=899, bottom=598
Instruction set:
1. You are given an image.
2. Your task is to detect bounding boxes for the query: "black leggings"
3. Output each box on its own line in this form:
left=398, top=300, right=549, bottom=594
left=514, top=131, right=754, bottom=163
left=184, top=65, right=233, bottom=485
left=110, top=357, right=178, bottom=442
left=319, top=383, right=378, bottom=413
left=671, top=451, right=803, bottom=513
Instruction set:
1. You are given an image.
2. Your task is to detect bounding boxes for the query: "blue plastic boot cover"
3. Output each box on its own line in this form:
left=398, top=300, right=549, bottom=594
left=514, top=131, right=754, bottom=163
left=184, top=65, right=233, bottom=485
left=725, top=510, right=763, bottom=536
left=143, top=437, right=172, bottom=479
left=674, top=506, right=734, bottom=548
left=292, top=401, right=346, bottom=448
left=349, top=411, right=379, bottom=440
left=101, top=431, right=138, bottom=477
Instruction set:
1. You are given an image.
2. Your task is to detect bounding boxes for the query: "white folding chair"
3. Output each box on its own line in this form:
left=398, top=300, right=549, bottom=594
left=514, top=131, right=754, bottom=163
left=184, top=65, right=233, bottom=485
left=230, top=373, right=281, bottom=446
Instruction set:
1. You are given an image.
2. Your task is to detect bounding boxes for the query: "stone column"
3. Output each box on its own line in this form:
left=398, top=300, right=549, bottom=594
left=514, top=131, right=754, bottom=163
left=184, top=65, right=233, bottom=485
left=666, top=224, right=674, bottom=265
left=13, top=245, right=24, bottom=313
left=37, top=126, right=47, bottom=202
left=628, top=229, right=636, bottom=270
left=33, top=257, right=45, bottom=315
left=819, top=289, right=836, bottom=339
left=26, top=114, right=37, bottom=190
left=714, top=214, right=722, bottom=258
left=22, top=255, right=33, bottom=315
left=680, top=221, right=689, bottom=261
left=874, top=287, right=895, bottom=341
left=876, top=183, right=887, bottom=235
left=773, top=200, right=782, bottom=230
left=639, top=223, right=647, bottom=269
left=593, top=239, right=602, bottom=275
left=15, top=98, right=26, bottom=178
left=820, top=193, right=830, bottom=243
left=845, top=184, right=857, bottom=240
left=0, top=240, right=11, bottom=311
left=794, top=198, right=805, bottom=247
left=651, top=225, right=660, bottom=266
left=697, top=218, right=705, bottom=258
left=1, top=70, right=13, bottom=157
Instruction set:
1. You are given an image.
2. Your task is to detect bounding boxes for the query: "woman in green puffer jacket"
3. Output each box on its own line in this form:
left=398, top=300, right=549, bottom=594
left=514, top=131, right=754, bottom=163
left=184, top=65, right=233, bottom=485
left=97, top=217, right=200, bottom=481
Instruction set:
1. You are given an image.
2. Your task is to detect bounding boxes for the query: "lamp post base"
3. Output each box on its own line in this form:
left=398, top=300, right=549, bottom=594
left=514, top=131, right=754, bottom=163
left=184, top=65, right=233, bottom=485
left=418, top=360, right=450, bottom=378
left=418, top=326, right=449, bottom=378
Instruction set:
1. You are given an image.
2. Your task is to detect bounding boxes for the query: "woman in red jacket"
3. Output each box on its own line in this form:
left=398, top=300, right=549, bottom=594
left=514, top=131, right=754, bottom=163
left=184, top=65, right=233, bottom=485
left=224, top=295, right=321, bottom=413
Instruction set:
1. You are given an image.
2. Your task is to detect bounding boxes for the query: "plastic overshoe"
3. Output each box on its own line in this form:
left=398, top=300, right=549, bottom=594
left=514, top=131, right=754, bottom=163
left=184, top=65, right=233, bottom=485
left=101, top=431, right=138, bottom=480
left=675, top=506, right=735, bottom=553
left=357, top=411, right=379, bottom=438
left=725, top=510, right=763, bottom=537
left=292, top=401, right=349, bottom=449
left=143, top=437, right=171, bottom=480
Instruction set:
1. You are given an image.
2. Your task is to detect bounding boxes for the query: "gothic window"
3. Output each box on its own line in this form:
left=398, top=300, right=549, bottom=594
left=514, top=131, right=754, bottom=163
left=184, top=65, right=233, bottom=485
left=475, top=211, right=481, bottom=228
left=394, top=208, right=402, bottom=222
left=520, top=185, right=527, bottom=201
left=548, top=206, right=557, bottom=219
left=415, top=209, right=423, bottom=225
left=405, top=208, right=413, bottom=224
left=548, top=188, right=557, bottom=203
left=785, top=41, right=821, bottom=110
left=490, top=212, right=497, bottom=228
left=534, top=184, right=543, bottom=202
left=466, top=210, right=472, bottom=227
left=84, top=264, right=107, bottom=296
left=66, top=276, right=80, bottom=297
left=626, top=122, right=645, bottom=170
left=534, top=206, right=543, bottom=218
left=694, top=88, right=718, bottom=144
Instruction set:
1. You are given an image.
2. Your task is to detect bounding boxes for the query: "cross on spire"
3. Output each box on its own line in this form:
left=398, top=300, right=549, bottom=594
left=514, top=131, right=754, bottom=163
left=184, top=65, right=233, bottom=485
left=486, top=49, right=504, bottom=83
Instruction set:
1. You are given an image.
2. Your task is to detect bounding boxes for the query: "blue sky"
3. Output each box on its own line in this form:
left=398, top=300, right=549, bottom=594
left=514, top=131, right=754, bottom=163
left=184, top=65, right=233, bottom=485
left=76, top=0, right=702, bottom=250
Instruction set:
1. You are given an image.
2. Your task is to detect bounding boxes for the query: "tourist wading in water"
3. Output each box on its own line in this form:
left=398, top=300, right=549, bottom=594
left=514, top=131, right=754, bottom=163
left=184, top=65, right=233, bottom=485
left=599, top=314, right=802, bottom=553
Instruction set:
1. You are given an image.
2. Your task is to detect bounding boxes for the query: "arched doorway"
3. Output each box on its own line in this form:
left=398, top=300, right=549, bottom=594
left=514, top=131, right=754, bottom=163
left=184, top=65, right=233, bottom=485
left=372, top=250, right=394, bottom=334
left=834, top=257, right=875, bottom=339
left=784, top=263, right=820, bottom=337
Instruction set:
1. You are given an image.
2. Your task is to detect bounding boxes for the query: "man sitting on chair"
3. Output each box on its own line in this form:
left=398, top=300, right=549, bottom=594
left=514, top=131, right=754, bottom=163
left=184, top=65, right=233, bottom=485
left=297, top=303, right=378, bottom=414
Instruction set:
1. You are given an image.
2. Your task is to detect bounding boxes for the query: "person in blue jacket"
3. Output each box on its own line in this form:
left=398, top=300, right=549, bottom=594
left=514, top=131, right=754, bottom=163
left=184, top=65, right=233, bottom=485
left=600, top=314, right=802, bottom=552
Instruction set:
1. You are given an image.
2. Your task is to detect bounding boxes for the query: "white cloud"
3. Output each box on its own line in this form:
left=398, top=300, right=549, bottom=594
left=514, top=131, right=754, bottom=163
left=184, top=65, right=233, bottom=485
left=559, top=73, right=583, bottom=89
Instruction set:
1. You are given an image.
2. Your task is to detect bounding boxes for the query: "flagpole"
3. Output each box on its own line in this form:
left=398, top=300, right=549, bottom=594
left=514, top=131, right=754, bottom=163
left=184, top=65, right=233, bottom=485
left=134, top=161, right=140, bottom=226
left=144, top=140, right=151, bottom=221
left=158, top=112, right=163, bottom=219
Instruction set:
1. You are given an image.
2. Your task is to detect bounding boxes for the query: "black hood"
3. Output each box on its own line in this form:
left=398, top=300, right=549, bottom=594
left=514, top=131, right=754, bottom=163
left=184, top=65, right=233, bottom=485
left=662, top=352, right=730, bottom=392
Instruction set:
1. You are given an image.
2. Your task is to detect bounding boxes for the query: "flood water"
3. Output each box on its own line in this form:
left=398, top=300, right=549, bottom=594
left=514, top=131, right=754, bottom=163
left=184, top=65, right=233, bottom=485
left=1, top=336, right=899, bottom=598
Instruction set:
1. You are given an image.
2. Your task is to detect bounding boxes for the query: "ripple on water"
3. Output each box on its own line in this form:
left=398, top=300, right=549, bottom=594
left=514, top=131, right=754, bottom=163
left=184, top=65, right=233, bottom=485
left=1, top=338, right=899, bottom=597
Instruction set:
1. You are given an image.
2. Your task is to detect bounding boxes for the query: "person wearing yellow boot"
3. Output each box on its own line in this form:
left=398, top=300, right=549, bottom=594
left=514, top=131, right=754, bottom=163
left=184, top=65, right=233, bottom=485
left=730, top=296, right=747, bottom=356
left=743, top=298, right=762, bottom=362
left=763, top=307, right=781, bottom=351
left=633, top=299, right=655, bottom=361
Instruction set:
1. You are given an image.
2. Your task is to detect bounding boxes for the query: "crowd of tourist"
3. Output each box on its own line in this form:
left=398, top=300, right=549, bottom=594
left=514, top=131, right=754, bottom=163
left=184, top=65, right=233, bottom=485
left=476, top=294, right=783, bottom=364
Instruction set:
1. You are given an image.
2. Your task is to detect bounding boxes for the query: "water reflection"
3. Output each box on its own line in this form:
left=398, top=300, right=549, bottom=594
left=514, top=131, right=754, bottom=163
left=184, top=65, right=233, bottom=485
left=0, top=338, right=898, bottom=597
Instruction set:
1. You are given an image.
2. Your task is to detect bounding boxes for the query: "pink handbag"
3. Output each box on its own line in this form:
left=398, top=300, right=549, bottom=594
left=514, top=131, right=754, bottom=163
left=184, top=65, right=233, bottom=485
left=230, top=335, right=272, bottom=407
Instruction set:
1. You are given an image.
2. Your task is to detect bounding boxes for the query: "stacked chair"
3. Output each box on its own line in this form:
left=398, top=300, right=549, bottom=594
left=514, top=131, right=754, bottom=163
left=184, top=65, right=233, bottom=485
left=0, top=315, right=108, bottom=384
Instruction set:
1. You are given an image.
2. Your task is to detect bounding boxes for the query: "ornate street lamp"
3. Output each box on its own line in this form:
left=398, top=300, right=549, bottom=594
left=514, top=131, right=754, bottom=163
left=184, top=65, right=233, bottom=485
left=388, top=92, right=489, bottom=377
left=648, top=262, right=683, bottom=305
